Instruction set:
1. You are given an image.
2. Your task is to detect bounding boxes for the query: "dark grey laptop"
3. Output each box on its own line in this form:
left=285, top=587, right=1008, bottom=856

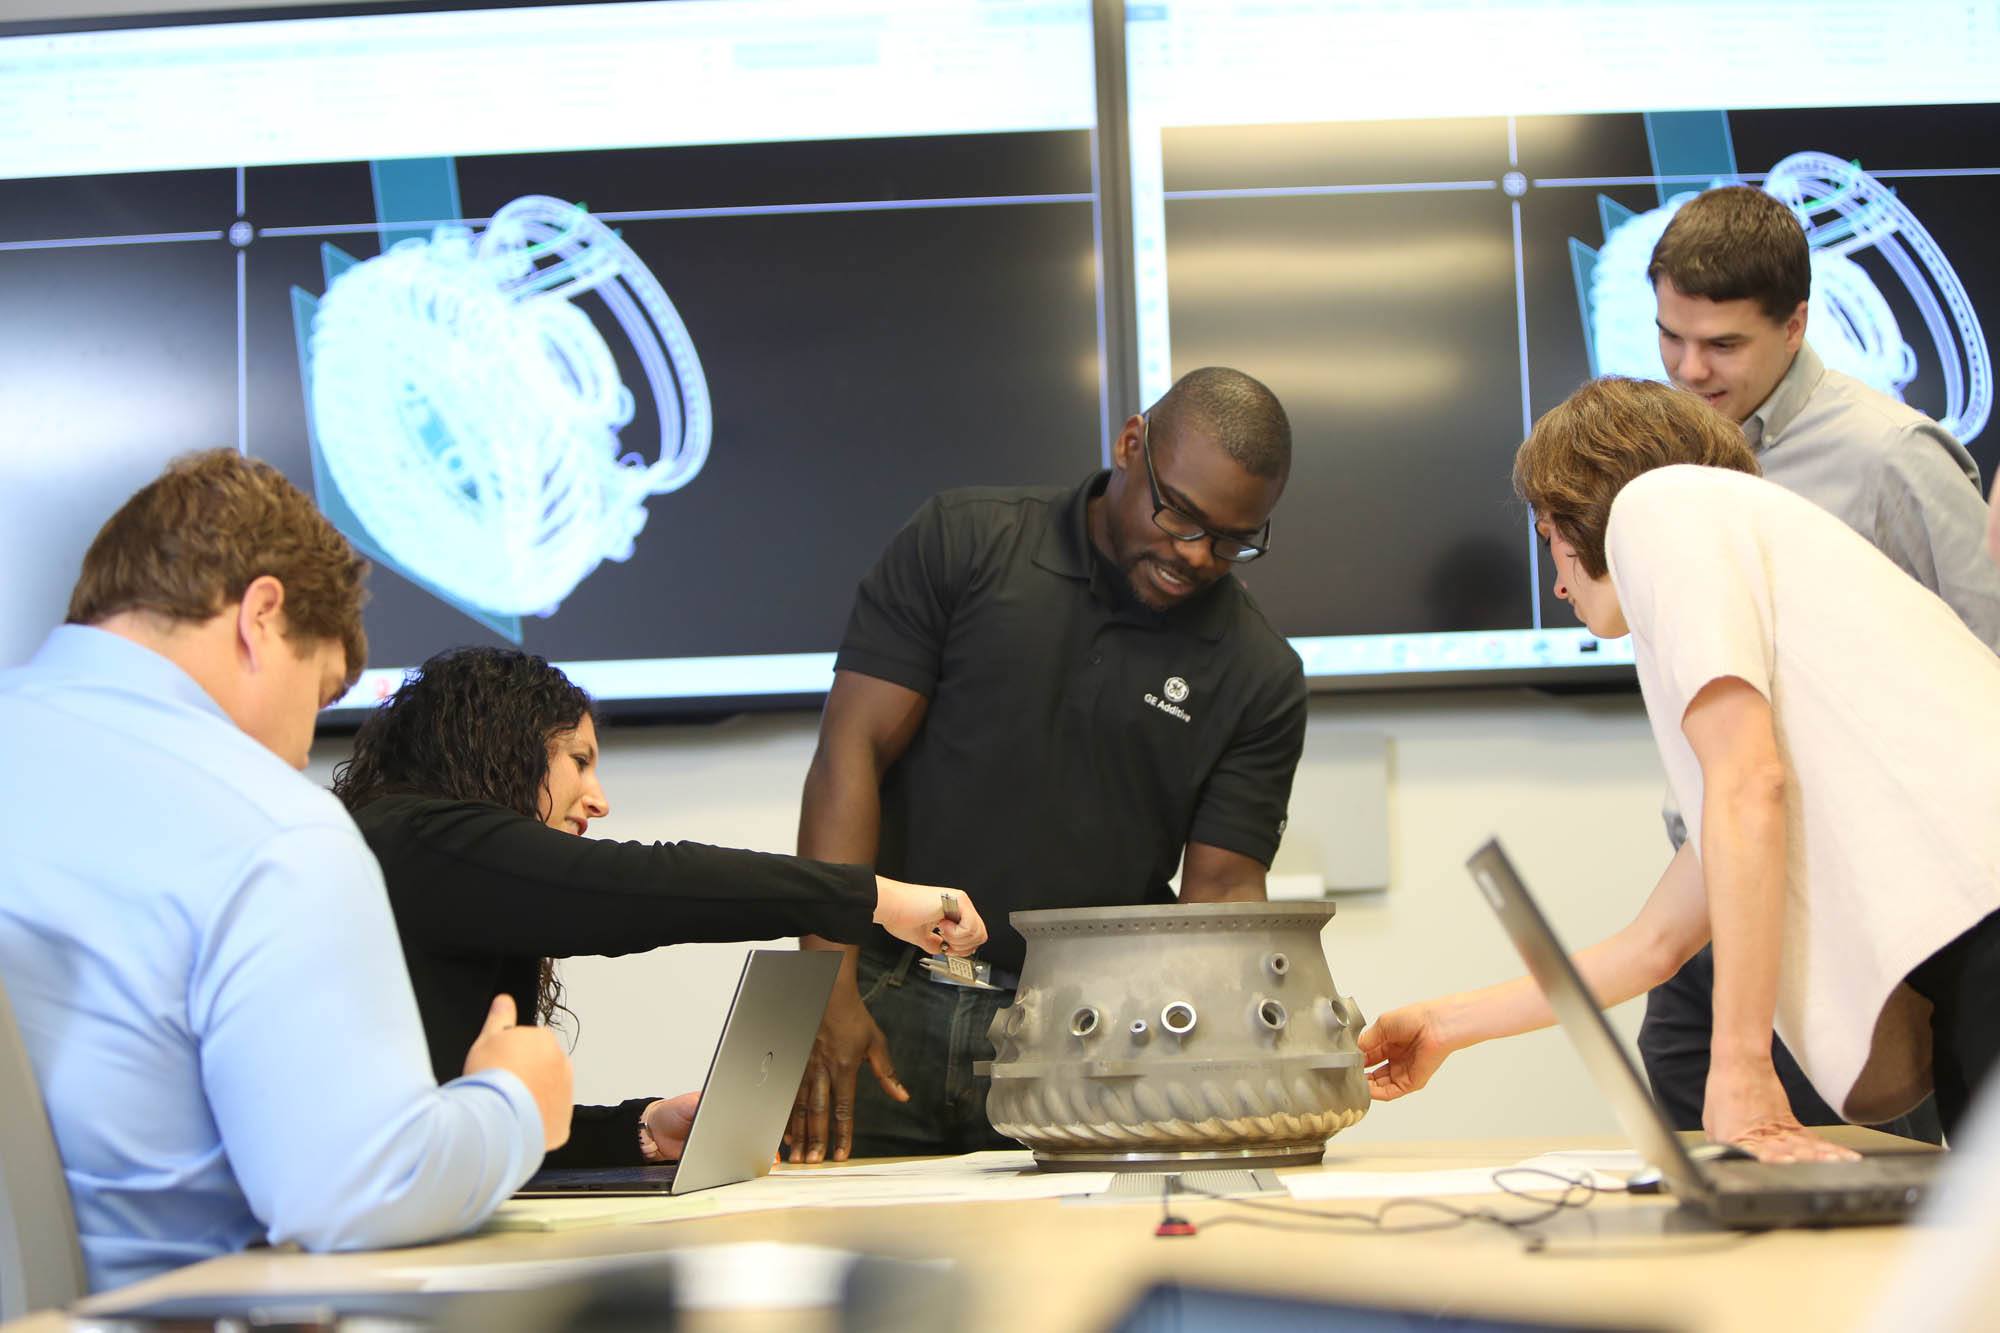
left=516, top=947, right=840, bottom=1197
left=1466, top=838, right=1938, bottom=1228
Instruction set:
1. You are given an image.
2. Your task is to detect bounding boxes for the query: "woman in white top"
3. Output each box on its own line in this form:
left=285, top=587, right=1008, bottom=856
left=1363, top=376, right=2000, bottom=1160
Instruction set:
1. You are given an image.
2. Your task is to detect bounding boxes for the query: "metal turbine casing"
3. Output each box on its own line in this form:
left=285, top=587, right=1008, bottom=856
left=979, top=902, right=1369, bottom=1171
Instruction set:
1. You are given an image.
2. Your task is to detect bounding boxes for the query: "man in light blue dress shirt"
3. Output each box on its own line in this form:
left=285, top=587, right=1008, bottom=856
left=0, top=450, right=573, bottom=1294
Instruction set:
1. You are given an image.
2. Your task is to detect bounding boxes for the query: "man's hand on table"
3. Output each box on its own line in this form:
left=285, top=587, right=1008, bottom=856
left=784, top=980, right=905, bottom=1163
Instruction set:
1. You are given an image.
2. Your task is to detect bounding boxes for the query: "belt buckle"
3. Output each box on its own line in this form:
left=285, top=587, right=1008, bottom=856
left=920, top=954, right=1002, bottom=990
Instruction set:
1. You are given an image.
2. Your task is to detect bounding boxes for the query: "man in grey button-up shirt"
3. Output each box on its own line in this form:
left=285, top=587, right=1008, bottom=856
left=1635, top=185, right=2000, bottom=1143
left=1738, top=343, right=2000, bottom=643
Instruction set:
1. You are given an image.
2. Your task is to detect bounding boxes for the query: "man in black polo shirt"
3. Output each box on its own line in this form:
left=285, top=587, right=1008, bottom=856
left=783, top=367, right=1308, bottom=1161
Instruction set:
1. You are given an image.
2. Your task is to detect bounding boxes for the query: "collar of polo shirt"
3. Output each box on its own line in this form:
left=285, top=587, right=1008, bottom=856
left=1032, top=471, right=1237, bottom=644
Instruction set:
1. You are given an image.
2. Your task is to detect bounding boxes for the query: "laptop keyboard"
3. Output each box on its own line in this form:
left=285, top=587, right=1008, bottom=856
left=518, top=1164, right=680, bottom=1193
left=1708, top=1157, right=1934, bottom=1190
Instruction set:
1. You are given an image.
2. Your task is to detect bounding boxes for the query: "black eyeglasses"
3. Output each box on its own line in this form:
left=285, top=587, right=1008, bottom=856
left=1139, top=416, right=1271, bottom=563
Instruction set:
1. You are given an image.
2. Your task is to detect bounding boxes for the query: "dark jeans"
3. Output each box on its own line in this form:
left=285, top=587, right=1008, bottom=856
left=1905, top=909, right=2000, bottom=1139
left=849, top=946, right=1020, bottom=1158
left=1640, top=944, right=1951, bottom=1144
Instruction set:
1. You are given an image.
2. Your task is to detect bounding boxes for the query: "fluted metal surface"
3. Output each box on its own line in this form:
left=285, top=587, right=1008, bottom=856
left=982, top=903, right=1370, bottom=1168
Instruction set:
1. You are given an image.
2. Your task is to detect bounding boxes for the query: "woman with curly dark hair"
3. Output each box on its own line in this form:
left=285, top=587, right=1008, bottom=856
left=333, top=645, right=984, bottom=1168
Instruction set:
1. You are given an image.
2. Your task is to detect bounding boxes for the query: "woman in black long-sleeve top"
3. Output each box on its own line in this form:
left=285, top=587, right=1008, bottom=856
left=331, top=646, right=984, bottom=1167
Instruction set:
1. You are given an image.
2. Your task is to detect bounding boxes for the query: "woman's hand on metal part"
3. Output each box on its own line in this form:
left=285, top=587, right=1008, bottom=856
left=1359, top=1003, right=1455, bottom=1102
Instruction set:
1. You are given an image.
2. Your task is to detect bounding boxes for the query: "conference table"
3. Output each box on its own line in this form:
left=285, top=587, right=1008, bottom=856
left=5, top=1130, right=1937, bottom=1332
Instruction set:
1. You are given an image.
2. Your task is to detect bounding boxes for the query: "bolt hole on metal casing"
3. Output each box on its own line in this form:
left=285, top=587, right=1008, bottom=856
left=1069, top=1007, right=1101, bottom=1039
left=1265, top=952, right=1289, bottom=978
left=1161, top=1002, right=1198, bottom=1036
left=1256, top=998, right=1289, bottom=1033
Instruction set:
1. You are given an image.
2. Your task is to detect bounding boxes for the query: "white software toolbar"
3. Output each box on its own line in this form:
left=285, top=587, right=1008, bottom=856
left=0, top=0, right=1095, bottom=181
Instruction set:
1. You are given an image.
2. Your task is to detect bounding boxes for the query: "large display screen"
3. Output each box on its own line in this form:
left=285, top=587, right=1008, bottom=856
left=0, top=0, right=1106, bottom=711
left=1125, top=0, right=2000, bottom=685
left=8, top=1, right=1998, bottom=705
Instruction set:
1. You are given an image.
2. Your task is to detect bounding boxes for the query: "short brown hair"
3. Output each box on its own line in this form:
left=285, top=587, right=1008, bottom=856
left=67, top=449, right=369, bottom=684
left=1647, top=186, right=1810, bottom=324
left=1514, top=378, right=1760, bottom=579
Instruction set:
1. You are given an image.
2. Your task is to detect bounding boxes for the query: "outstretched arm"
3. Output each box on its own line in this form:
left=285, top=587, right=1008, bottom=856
left=1361, top=841, right=1708, bottom=1099
left=371, top=799, right=881, bottom=959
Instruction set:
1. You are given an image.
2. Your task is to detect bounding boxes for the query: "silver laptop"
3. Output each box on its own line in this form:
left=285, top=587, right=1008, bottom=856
left=516, top=947, right=840, bottom=1197
left=1466, top=838, right=1938, bottom=1228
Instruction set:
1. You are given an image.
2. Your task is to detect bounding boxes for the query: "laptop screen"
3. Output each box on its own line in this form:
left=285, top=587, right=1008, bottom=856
left=1464, top=839, right=1711, bottom=1202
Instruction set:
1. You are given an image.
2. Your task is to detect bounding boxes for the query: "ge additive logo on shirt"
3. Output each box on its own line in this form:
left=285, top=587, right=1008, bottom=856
left=1143, top=675, right=1194, bottom=724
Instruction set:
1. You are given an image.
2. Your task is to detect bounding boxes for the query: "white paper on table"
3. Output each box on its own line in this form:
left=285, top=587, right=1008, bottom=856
left=703, top=1163, right=1112, bottom=1213
left=393, top=1242, right=923, bottom=1309
left=461, top=1156, right=1105, bottom=1238
left=1516, top=1148, right=1646, bottom=1175
left=1282, top=1149, right=1643, bottom=1203
left=768, top=1149, right=1038, bottom=1179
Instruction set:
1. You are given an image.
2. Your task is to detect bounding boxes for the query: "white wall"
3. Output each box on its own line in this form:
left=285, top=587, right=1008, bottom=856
left=309, top=685, right=1672, bottom=1145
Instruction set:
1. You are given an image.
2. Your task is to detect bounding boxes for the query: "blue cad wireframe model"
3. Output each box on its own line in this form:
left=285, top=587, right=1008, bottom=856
left=1573, top=152, right=1991, bottom=446
left=302, top=195, right=713, bottom=622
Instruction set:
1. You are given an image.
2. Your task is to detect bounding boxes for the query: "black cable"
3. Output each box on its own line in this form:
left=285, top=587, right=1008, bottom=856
left=1160, top=1166, right=1608, bottom=1252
